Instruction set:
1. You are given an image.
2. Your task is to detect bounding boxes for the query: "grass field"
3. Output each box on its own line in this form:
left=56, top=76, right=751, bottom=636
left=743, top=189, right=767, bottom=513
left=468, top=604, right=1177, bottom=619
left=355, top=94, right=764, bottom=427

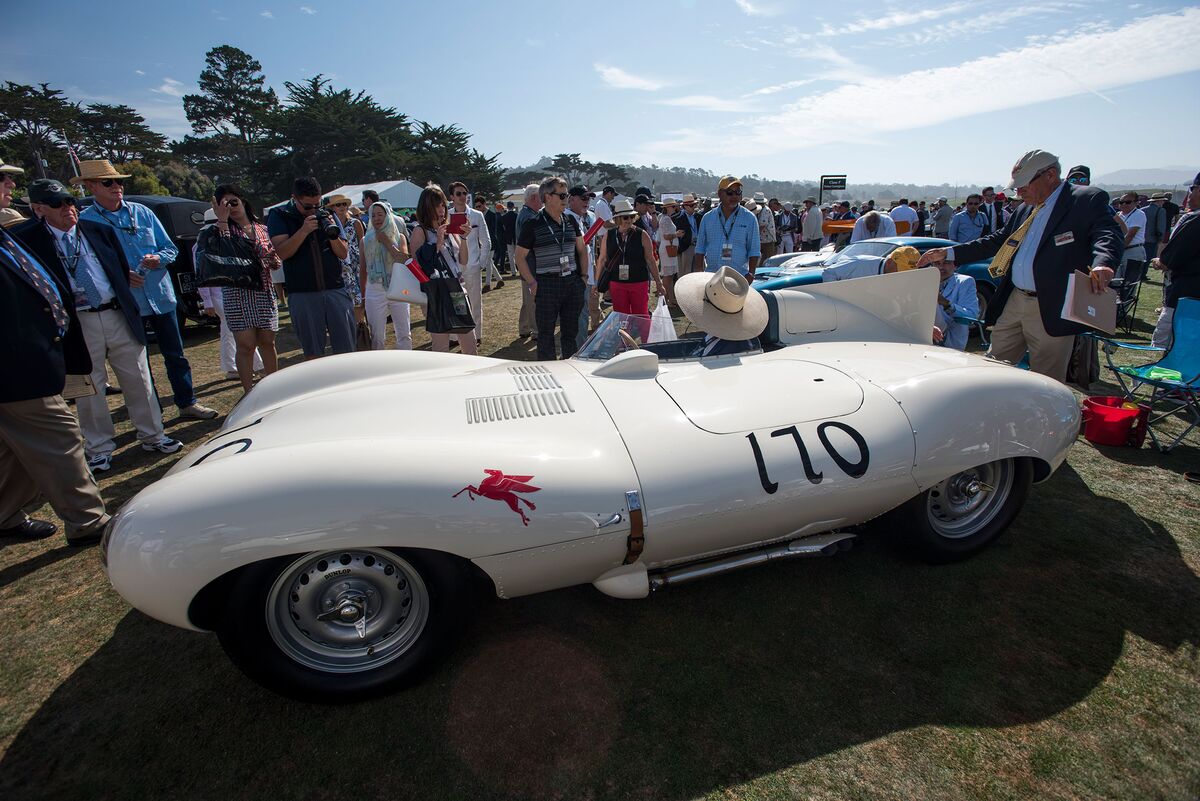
left=1, top=271, right=1197, bottom=801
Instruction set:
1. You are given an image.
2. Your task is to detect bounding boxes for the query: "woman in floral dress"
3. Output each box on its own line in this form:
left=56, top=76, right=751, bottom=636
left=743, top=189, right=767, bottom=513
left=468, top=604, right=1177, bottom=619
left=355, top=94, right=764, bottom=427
left=328, top=194, right=367, bottom=324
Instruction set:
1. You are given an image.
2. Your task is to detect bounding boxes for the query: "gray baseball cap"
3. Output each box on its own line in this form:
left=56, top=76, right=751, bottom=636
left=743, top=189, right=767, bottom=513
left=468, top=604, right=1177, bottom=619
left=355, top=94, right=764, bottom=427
left=1005, top=149, right=1059, bottom=191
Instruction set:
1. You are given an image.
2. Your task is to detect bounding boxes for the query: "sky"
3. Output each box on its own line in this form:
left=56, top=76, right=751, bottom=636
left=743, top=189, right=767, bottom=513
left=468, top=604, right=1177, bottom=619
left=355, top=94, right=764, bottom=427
left=4, top=0, right=1199, bottom=188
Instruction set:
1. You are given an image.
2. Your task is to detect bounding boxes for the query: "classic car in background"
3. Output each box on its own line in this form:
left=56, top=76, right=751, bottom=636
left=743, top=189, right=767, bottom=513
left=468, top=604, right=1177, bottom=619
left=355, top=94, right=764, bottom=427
left=103, top=269, right=1078, bottom=701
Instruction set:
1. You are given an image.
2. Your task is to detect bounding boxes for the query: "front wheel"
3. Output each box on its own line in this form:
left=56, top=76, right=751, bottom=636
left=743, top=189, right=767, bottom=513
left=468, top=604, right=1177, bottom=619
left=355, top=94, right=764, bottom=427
left=895, top=458, right=1032, bottom=563
left=216, top=548, right=471, bottom=701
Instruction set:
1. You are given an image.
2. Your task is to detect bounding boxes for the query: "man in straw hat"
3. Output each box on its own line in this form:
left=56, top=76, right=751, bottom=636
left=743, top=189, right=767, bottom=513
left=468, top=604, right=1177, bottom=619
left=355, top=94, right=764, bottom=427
left=75, top=159, right=218, bottom=420
left=0, top=154, right=111, bottom=546
left=675, top=266, right=768, bottom=357
left=676, top=193, right=701, bottom=274
left=695, top=176, right=761, bottom=280
left=916, top=148, right=1123, bottom=383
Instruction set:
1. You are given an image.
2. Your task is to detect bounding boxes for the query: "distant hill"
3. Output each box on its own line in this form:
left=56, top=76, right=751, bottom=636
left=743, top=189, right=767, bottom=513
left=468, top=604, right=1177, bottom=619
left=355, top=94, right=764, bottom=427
left=1094, top=166, right=1198, bottom=188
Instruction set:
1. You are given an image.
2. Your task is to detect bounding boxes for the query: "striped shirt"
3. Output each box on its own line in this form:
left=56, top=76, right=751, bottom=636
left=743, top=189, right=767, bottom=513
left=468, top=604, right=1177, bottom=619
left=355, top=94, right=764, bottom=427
left=517, top=210, right=583, bottom=276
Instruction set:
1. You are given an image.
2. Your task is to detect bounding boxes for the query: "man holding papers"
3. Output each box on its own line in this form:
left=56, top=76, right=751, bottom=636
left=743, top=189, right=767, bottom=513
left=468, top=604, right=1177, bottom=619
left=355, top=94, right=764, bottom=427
left=917, top=149, right=1123, bottom=383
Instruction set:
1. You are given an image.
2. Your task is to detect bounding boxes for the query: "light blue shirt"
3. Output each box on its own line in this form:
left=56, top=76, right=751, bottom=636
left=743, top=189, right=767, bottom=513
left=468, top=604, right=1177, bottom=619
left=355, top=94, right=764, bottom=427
left=934, top=272, right=979, bottom=351
left=1010, top=180, right=1066, bottom=292
left=695, top=205, right=761, bottom=275
left=948, top=210, right=987, bottom=243
left=80, top=200, right=178, bottom=315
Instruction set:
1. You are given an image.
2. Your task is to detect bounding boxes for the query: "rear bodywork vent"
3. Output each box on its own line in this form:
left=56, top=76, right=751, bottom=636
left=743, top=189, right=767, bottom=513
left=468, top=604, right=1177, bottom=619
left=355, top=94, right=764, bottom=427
left=466, top=390, right=575, bottom=424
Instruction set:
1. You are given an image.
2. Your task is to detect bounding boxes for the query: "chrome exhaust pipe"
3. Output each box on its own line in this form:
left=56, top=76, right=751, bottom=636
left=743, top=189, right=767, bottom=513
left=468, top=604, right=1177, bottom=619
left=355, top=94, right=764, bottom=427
left=648, top=532, right=856, bottom=591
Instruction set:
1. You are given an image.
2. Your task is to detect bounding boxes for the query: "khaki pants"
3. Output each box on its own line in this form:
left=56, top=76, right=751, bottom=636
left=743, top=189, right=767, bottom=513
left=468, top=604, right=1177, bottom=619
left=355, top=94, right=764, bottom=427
left=461, top=265, right=484, bottom=342
left=677, top=246, right=695, bottom=277
left=988, top=290, right=1074, bottom=383
left=519, top=278, right=537, bottom=337
left=0, top=395, right=108, bottom=535
left=77, top=309, right=165, bottom=458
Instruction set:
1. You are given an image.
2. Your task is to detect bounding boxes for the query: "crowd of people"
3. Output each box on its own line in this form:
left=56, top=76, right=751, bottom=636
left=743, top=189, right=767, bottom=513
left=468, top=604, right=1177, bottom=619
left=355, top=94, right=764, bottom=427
left=1, top=147, right=1197, bottom=547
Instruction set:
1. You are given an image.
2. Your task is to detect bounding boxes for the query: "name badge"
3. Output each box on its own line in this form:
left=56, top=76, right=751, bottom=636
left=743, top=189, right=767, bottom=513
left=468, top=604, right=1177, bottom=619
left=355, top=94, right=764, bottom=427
left=559, top=255, right=570, bottom=267
left=1054, top=232, right=1075, bottom=246
left=619, top=263, right=630, bottom=281
left=721, top=244, right=733, bottom=258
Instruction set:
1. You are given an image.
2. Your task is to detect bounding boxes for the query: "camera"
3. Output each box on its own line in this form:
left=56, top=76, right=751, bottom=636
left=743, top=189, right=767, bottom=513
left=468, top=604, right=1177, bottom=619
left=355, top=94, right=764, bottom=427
left=314, top=208, right=341, bottom=239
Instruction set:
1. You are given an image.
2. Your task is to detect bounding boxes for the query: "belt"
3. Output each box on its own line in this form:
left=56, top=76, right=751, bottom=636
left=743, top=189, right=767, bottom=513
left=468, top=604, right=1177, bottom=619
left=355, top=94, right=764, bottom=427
left=82, top=300, right=119, bottom=313
left=1013, top=287, right=1037, bottom=298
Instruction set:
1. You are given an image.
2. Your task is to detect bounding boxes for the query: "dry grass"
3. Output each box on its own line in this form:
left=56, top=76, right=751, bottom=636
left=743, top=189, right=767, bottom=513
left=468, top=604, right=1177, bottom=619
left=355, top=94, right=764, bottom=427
left=1, top=271, right=1197, bottom=801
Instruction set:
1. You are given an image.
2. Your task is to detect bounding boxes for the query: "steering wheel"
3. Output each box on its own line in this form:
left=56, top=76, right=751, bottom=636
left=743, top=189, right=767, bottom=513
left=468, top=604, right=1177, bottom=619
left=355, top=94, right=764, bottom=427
left=618, top=329, right=640, bottom=351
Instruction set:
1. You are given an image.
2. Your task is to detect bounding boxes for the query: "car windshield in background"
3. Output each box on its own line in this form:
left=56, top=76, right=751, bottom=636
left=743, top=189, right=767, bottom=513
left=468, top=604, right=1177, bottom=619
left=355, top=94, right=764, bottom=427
left=830, top=241, right=897, bottom=262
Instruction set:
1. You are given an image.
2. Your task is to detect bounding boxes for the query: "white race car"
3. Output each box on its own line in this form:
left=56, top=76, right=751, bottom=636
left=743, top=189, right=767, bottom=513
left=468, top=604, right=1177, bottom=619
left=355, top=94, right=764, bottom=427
left=103, top=269, right=1079, bottom=700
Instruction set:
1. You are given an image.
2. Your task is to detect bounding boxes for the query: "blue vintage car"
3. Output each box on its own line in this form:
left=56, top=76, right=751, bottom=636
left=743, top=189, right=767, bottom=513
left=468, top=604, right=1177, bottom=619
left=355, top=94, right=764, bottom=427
left=755, top=237, right=997, bottom=320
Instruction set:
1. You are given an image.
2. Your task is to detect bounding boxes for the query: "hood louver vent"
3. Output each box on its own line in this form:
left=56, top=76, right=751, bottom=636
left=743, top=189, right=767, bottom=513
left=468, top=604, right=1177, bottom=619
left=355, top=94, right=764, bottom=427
left=508, top=365, right=562, bottom=392
left=466, top=389, right=575, bottom=424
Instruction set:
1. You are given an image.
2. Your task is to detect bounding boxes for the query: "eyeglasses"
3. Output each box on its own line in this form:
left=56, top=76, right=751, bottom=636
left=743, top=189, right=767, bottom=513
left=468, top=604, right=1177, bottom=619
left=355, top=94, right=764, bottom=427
left=548, top=192, right=569, bottom=201
left=42, top=196, right=77, bottom=209
left=223, top=199, right=241, bottom=207
left=452, top=191, right=468, bottom=197
left=724, top=188, right=743, bottom=197
left=100, top=178, right=124, bottom=188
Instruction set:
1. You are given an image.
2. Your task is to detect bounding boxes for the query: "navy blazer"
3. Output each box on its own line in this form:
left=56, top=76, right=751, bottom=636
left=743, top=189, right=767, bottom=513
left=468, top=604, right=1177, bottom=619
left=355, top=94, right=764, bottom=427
left=0, top=227, right=92, bottom=403
left=11, top=217, right=146, bottom=344
left=952, top=183, right=1124, bottom=337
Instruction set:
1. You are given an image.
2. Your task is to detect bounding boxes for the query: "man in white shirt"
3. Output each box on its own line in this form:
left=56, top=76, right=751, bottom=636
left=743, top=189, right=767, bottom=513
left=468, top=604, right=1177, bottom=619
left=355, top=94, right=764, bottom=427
left=850, top=211, right=897, bottom=243
left=594, top=186, right=617, bottom=230
left=800, top=197, right=823, bottom=251
left=448, top=181, right=492, bottom=344
left=889, top=197, right=919, bottom=236
left=1116, top=190, right=1147, bottom=283
left=13, top=179, right=180, bottom=473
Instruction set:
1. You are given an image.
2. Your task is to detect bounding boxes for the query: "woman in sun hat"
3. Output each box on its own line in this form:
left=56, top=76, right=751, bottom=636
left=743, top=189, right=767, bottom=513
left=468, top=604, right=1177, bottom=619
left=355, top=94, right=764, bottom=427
left=597, top=197, right=664, bottom=316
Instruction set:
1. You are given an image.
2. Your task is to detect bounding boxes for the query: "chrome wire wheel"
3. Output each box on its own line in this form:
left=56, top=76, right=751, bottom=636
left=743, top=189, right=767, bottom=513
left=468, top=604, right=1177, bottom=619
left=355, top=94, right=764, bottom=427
left=265, top=549, right=430, bottom=674
left=925, top=460, right=1015, bottom=540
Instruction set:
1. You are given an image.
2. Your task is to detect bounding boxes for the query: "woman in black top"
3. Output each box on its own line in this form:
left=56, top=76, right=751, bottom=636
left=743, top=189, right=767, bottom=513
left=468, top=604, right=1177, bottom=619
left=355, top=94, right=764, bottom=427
left=597, top=198, right=663, bottom=316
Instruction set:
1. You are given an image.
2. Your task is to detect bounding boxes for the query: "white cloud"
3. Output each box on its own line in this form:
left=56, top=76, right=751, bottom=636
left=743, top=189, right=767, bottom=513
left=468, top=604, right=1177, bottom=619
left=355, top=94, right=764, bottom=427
left=656, top=95, right=761, bottom=113
left=134, top=69, right=145, bottom=76
left=888, top=2, right=1080, bottom=46
left=733, top=0, right=782, bottom=16
left=824, top=3, right=966, bottom=37
left=593, top=63, right=667, bottom=91
left=299, top=5, right=316, bottom=14
left=660, top=9, right=1200, bottom=158
left=745, top=78, right=818, bottom=97
left=260, top=10, right=274, bottom=18
left=151, top=78, right=186, bottom=97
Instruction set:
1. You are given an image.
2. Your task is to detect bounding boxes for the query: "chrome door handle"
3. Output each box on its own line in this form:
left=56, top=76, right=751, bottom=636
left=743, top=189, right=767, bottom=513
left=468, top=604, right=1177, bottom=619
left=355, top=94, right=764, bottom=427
left=596, top=513, right=623, bottom=529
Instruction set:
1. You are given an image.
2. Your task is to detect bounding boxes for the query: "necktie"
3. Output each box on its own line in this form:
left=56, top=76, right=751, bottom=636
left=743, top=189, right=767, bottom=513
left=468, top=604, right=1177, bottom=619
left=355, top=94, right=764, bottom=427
left=61, top=231, right=104, bottom=310
left=988, top=202, right=1044, bottom=279
left=0, top=230, right=70, bottom=330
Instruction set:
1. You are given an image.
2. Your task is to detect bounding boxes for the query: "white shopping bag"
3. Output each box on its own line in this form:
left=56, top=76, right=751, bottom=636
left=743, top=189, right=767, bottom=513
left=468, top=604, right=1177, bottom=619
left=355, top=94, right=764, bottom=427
left=647, top=297, right=675, bottom=343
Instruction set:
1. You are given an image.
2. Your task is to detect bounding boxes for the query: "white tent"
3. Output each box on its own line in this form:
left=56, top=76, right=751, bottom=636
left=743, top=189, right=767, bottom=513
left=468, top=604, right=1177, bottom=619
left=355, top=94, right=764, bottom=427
left=265, top=179, right=423, bottom=212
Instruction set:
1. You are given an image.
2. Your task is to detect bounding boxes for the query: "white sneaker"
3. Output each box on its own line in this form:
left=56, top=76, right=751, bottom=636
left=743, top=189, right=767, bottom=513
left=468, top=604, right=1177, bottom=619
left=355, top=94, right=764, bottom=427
left=142, top=437, right=183, bottom=454
left=87, top=453, right=113, bottom=472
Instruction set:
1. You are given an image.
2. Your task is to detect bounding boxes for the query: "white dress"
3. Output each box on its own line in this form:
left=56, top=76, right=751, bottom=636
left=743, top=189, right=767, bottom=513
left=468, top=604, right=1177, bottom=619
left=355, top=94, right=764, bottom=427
left=657, top=212, right=678, bottom=276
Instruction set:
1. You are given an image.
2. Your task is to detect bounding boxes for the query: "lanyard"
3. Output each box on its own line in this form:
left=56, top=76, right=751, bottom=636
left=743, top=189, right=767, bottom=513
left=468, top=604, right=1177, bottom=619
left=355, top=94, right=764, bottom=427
left=95, top=203, right=138, bottom=236
left=48, top=223, right=82, bottom=276
left=615, top=229, right=630, bottom=263
left=719, top=207, right=738, bottom=244
left=544, top=212, right=568, bottom=256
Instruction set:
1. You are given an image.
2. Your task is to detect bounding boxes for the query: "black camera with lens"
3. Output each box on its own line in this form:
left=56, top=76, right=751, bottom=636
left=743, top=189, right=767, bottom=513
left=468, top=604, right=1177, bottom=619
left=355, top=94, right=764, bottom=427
left=314, top=208, right=341, bottom=239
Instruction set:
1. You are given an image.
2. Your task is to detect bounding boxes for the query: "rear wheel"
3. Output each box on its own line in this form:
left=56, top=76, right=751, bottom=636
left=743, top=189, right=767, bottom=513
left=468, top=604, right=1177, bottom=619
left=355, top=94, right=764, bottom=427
left=895, top=458, right=1032, bottom=563
left=216, top=548, right=470, bottom=701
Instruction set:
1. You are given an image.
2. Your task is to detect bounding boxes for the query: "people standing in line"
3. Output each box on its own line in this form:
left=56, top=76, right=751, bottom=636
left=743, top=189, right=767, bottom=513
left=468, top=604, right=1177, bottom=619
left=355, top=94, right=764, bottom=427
left=0, top=158, right=111, bottom=546
left=800, top=197, right=824, bottom=251
left=515, top=176, right=588, bottom=360
left=949, top=194, right=988, bottom=243
left=75, top=160, right=218, bottom=420
left=565, top=186, right=599, bottom=348
left=931, top=196, right=953, bottom=239
left=448, top=181, right=492, bottom=345
left=917, top=149, right=1123, bottom=383
left=694, top=176, right=761, bottom=279
left=409, top=184, right=476, bottom=355
left=1116, top=191, right=1147, bottom=285
left=657, top=197, right=682, bottom=307
left=675, top=193, right=701, bottom=277
left=361, top=201, right=413, bottom=351
left=207, top=185, right=281, bottom=394
left=514, top=185, right=542, bottom=340
left=597, top=198, right=663, bottom=316
left=1148, top=174, right=1199, bottom=349
left=327, top=194, right=367, bottom=329
left=13, top=178, right=184, bottom=473
left=777, top=201, right=797, bottom=254
left=267, top=177, right=354, bottom=359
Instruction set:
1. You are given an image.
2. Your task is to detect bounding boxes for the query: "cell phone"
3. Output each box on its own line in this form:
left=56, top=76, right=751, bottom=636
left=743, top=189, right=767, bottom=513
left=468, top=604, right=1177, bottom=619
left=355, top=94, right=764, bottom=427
left=449, top=213, right=469, bottom=234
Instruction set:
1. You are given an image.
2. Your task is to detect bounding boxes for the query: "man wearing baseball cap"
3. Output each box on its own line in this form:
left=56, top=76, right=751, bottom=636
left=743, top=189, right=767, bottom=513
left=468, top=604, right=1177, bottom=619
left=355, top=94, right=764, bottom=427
left=0, top=156, right=111, bottom=545
left=917, top=149, right=1123, bottom=382
left=694, top=176, right=761, bottom=279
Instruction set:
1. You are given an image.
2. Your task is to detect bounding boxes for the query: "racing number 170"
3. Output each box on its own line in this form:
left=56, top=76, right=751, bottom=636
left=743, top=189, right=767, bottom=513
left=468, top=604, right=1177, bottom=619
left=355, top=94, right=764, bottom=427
left=747, top=423, right=870, bottom=494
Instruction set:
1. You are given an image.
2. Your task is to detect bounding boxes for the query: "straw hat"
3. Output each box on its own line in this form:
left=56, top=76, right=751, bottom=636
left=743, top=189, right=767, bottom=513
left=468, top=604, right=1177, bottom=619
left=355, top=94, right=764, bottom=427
left=70, top=159, right=130, bottom=185
left=0, top=155, right=24, bottom=175
left=675, top=267, right=769, bottom=341
left=610, top=198, right=638, bottom=218
left=0, top=207, right=27, bottom=228
left=325, top=194, right=352, bottom=207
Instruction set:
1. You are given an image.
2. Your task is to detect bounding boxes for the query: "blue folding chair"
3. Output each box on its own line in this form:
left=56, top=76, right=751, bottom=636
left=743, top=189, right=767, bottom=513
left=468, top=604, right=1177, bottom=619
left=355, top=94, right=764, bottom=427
left=1088, top=297, right=1200, bottom=452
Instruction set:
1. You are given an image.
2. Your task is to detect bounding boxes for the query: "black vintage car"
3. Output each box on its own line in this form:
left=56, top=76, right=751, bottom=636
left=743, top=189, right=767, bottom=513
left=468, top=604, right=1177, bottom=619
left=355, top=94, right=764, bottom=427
left=78, top=194, right=215, bottom=331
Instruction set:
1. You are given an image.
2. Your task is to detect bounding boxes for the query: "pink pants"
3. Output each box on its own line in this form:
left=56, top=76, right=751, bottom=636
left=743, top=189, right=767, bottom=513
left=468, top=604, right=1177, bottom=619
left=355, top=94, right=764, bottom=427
left=611, top=281, right=650, bottom=316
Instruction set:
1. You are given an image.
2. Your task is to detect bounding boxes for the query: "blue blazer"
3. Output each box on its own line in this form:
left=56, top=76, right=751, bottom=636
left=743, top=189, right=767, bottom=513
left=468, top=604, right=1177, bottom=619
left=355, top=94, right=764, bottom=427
left=11, top=217, right=147, bottom=344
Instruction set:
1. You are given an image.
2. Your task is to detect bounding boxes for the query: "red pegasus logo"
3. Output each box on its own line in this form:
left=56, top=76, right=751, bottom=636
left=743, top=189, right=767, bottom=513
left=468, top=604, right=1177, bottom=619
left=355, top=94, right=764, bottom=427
left=453, top=470, right=541, bottom=526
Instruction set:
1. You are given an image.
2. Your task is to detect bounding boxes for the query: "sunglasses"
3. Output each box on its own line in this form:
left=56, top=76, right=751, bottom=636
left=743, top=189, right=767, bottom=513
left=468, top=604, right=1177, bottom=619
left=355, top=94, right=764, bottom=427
left=1067, top=175, right=1087, bottom=185
left=1119, top=200, right=1135, bottom=205
left=332, top=202, right=349, bottom=208
left=223, top=198, right=241, bottom=207
left=724, top=188, right=743, bottom=197
left=42, top=196, right=78, bottom=209
left=453, top=191, right=468, bottom=197
left=297, top=201, right=319, bottom=211
left=100, top=178, right=124, bottom=188
left=548, top=192, right=569, bottom=201
left=966, top=201, right=980, bottom=206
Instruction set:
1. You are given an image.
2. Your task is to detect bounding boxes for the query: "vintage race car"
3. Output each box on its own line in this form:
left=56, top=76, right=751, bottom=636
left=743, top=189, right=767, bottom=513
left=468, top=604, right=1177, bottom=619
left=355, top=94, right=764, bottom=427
left=103, top=269, right=1080, bottom=701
